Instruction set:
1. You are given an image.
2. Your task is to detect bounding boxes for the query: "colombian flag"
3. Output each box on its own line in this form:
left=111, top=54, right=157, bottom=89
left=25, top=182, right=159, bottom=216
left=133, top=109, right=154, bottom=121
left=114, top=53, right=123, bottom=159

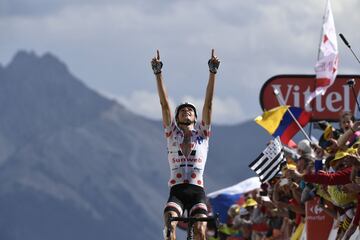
left=255, top=106, right=311, bottom=144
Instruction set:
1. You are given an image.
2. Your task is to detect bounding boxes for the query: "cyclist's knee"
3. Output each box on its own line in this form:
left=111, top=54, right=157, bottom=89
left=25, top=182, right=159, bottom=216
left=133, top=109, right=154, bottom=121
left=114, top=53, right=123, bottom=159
left=164, top=211, right=178, bottom=223
left=163, top=211, right=178, bottom=240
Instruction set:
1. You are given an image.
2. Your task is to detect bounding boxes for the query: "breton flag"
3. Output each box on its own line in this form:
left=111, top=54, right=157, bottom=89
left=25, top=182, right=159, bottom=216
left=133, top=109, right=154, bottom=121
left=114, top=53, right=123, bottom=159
left=248, top=137, right=285, bottom=183
left=306, top=0, right=339, bottom=105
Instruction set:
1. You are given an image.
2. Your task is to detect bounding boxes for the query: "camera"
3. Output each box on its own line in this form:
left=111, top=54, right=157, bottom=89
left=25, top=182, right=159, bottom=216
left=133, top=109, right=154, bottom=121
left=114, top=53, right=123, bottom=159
left=259, top=191, right=268, bottom=196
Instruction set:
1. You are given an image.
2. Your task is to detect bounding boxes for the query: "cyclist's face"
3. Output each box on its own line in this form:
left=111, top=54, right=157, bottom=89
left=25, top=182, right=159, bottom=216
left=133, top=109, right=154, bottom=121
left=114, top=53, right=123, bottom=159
left=178, top=107, right=195, bottom=122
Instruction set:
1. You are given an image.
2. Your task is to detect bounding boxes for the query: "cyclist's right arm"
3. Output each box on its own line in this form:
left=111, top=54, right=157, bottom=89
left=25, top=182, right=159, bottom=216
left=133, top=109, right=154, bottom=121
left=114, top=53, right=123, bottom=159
left=151, top=50, right=172, bottom=127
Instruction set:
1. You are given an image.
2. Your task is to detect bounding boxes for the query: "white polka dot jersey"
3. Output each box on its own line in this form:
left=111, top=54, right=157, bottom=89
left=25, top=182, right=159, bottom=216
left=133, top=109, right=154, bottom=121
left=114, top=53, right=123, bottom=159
left=164, top=120, right=211, bottom=188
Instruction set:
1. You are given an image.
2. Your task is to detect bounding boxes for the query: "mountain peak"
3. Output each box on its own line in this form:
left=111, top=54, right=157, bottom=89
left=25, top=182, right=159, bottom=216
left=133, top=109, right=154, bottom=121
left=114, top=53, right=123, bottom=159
left=8, top=50, right=68, bottom=74
left=0, top=50, right=114, bottom=145
left=10, top=50, right=40, bottom=67
left=12, top=50, right=37, bottom=61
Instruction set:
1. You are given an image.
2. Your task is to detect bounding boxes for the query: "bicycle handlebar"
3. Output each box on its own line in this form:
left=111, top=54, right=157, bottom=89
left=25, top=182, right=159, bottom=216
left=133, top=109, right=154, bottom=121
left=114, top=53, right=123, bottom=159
left=169, top=216, right=218, bottom=223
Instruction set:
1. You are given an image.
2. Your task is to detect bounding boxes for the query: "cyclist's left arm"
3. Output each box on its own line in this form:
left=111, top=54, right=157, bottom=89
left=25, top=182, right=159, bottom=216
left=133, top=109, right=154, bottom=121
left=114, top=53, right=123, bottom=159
left=202, top=49, right=220, bottom=126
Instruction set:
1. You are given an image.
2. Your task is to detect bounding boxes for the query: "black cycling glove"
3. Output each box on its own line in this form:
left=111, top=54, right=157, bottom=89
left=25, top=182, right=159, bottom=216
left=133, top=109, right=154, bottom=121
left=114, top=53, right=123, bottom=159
left=151, top=60, right=163, bottom=75
left=208, top=58, right=220, bottom=74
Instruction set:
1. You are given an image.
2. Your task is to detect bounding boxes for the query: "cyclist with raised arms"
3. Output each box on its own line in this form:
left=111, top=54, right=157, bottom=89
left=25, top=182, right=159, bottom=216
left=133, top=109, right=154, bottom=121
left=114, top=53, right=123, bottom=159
left=151, top=49, right=220, bottom=240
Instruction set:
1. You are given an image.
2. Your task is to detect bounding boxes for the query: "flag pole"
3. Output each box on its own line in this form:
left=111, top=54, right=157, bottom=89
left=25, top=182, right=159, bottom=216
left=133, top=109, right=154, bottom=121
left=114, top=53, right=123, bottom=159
left=273, top=88, right=312, bottom=143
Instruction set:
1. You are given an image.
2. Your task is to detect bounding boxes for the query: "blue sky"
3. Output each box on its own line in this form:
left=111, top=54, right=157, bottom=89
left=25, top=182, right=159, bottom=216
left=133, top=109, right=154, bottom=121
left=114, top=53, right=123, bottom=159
left=0, top=0, right=359, bottom=124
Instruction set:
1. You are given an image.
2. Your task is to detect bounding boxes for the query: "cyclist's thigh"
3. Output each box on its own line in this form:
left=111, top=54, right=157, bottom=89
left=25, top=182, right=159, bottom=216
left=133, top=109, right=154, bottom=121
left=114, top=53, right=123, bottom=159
left=164, top=186, right=185, bottom=217
left=187, top=185, right=208, bottom=216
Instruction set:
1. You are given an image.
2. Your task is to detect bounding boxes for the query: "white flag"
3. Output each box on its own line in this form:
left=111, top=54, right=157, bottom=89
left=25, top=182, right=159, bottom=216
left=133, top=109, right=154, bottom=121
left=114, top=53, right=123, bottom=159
left=248, top=137, right=285, bottom=183
left=306, top=0, right=338, bottom=106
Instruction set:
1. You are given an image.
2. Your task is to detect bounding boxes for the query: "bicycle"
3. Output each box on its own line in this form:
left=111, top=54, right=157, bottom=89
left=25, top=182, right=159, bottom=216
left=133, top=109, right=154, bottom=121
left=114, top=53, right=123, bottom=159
left=166, top=213, right=219, bottom=240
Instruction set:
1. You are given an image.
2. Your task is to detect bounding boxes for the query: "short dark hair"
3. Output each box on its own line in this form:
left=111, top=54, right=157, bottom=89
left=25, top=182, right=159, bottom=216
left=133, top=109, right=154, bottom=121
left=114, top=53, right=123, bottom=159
left=340, top=111, right=355, bottom=122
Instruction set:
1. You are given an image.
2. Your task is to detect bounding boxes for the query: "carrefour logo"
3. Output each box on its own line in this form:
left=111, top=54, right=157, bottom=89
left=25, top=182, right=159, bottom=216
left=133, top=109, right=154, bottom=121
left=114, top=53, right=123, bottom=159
left=309, top=205, right=323, bottom=215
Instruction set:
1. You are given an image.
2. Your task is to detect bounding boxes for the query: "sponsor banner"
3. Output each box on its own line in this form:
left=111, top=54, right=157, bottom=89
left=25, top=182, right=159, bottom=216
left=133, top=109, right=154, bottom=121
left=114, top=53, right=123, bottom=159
left=305, top=197, right=333, bottom=240
left=260, top=75, right=360, bottom=122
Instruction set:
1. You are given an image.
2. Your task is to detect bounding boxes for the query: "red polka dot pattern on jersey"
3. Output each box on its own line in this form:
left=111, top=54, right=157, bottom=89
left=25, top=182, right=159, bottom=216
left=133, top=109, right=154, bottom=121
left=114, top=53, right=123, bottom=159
left=165, top=131, right=172, bottom=138
left=166, top=120, right=210, bottom=188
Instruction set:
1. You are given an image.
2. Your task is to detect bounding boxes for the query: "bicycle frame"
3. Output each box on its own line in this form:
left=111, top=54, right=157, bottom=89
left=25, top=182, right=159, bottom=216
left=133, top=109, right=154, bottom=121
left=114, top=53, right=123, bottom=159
left=166, top=214, right=219, bottom=240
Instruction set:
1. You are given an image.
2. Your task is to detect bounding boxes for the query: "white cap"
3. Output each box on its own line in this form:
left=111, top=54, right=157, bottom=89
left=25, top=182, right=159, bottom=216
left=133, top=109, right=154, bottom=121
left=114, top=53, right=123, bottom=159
left=297, top=139, right=315, bottom=159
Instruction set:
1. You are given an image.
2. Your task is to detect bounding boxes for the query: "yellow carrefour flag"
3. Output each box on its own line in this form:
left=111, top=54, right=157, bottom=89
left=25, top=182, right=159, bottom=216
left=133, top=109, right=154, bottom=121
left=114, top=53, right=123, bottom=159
left=254, top=106, right=289, bottom=135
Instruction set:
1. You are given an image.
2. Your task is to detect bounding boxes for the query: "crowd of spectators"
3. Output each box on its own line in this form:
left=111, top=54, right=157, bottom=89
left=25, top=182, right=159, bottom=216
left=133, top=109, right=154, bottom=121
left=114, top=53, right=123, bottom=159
left=209, top=111, right=360, bottom=240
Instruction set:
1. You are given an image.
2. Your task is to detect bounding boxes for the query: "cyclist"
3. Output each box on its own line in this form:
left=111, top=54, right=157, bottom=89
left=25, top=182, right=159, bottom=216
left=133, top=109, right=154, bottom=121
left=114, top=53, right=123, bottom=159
left=151, top=49, right=220, bottom=240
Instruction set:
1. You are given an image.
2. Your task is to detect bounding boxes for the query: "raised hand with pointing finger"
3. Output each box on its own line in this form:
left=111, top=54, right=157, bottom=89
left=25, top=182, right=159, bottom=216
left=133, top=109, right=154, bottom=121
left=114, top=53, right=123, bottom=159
left=151, top=50, right=163, bottom=75
left=208, top=49, right=220, bottom=74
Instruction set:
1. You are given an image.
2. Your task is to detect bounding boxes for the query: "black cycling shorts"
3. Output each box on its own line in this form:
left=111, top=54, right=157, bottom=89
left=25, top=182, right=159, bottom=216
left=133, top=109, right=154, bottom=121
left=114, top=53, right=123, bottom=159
left=164, top=183, right=208, bottom=217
